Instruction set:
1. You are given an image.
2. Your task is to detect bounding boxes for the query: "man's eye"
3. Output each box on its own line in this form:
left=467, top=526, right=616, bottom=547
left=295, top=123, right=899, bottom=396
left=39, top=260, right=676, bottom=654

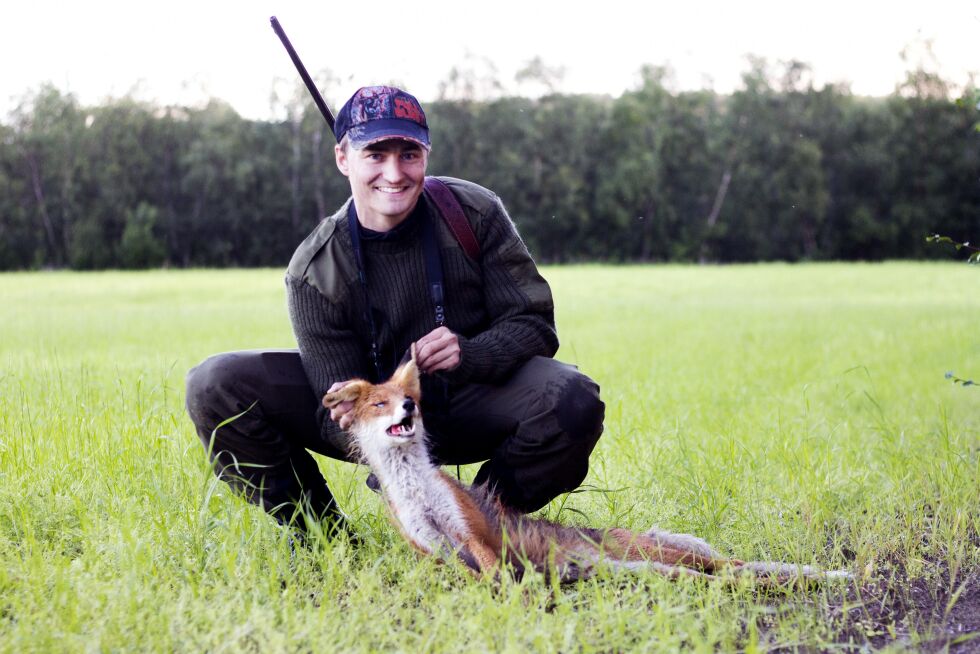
left=373, top=401, right=387, bottom=408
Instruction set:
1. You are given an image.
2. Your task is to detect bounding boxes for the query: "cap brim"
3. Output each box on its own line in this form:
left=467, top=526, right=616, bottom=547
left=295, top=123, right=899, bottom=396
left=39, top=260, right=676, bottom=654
left=347, top=118, right=431, bottom=150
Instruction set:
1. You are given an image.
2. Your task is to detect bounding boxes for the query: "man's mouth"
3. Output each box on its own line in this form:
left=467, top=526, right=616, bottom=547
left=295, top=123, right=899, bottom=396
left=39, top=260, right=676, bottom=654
left=386, top=415, right=415, bottom=438
left=375, top=186, right=409, bottom=194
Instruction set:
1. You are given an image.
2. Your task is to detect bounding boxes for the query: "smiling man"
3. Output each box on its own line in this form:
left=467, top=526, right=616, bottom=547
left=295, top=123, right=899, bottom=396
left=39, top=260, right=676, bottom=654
left=336, top=138, right=426, bottom=232
left=184, top=86, right=605, bottom=537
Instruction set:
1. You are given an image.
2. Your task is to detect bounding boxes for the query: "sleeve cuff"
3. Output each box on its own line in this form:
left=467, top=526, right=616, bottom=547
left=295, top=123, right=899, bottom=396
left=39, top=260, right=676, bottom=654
left=440, top=334, right=491, bottom=385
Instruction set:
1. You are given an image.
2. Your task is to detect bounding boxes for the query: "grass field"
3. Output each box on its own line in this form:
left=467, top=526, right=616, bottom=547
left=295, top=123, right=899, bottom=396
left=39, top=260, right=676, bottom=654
left=1, top=263, right=978, bottom=652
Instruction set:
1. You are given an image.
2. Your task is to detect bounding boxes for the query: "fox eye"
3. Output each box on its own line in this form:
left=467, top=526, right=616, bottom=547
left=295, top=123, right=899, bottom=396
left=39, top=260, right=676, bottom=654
left=373, top=401, right=387, bottom=408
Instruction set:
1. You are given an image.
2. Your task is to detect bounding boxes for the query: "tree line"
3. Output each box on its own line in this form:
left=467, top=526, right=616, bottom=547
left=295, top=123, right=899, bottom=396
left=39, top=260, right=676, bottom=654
left=0, top=60, right=977, bottom=269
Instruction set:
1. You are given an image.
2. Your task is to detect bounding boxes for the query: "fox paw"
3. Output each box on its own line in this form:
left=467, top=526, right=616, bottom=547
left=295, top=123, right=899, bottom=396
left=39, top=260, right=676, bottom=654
left=645, top=527, right=723, bottom=559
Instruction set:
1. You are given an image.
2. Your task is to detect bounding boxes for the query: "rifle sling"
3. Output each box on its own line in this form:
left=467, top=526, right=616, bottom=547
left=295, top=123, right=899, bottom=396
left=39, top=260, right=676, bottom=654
left=423, top=177, right=481, bottom=261
left=346, top=199, right=446, bottom=382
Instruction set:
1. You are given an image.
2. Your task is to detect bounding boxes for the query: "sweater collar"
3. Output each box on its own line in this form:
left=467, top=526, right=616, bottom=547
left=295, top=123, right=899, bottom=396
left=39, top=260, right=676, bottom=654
left=348, top=200, right=426, bottom=245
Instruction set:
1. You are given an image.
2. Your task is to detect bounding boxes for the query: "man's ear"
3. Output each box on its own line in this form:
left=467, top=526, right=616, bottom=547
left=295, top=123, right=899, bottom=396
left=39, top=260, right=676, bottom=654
left=390, top=348, right=421, bottom=399
left=322, top=380, right=368, bottom=409
left=334, top=143, right=350, bottom=177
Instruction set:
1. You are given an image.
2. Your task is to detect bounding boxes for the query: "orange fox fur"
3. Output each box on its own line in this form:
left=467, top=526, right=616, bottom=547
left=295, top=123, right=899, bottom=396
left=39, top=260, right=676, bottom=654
left=322, top=352, right=849, bottom=585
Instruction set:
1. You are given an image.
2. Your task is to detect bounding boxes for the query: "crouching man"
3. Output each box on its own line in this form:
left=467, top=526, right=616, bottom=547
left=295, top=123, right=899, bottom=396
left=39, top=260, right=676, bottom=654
left=184, top=86, right=604, bottom=536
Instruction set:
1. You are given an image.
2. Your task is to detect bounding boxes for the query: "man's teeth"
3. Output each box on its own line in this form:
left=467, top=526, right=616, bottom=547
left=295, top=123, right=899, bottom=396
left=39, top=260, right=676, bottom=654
left=376, top=186, right=407, bottom=194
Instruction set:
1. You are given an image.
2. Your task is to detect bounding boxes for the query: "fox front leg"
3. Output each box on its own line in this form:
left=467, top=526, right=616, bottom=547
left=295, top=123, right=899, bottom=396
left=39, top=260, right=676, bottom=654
left=454, top=538, right=500, bottom=577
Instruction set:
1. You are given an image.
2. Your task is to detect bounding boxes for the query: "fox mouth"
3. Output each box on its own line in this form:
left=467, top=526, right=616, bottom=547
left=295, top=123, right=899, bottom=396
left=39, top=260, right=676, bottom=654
left=386, top=415, right=415, bottom=438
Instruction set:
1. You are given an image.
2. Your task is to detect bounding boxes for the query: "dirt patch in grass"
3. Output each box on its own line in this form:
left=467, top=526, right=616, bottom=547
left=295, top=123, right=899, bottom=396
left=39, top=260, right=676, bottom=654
left=826, top=557, right=980, bottom=652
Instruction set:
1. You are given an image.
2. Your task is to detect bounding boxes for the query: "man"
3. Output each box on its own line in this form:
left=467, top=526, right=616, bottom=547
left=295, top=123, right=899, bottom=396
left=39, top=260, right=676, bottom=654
left=184, top=86, right=604, bottom=536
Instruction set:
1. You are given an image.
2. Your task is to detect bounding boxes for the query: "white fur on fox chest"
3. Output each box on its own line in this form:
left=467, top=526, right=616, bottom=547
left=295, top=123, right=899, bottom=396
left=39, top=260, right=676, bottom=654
left=359, top=430, right=470, bottom=554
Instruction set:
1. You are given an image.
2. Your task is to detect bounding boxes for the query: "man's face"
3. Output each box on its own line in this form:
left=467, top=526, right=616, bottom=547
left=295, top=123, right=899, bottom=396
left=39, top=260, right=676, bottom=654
left=335, top=139, right=428, bottom=231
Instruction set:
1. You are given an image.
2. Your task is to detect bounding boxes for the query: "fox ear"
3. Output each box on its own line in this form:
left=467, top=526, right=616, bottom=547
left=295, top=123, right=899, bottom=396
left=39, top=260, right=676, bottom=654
left=322, top=380, right=368, bottom=409
left=396, top=345, right=414, bottom=369
left=391, top=347, right=421, bottom=398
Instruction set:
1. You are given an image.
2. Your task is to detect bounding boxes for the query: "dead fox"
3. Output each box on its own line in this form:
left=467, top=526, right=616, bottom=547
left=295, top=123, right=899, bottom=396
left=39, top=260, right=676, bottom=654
left=322, top=350, right=850, bottom=585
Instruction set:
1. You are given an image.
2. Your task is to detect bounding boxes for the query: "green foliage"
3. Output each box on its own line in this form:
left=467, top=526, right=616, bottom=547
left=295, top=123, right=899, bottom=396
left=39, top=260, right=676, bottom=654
left=68, top=217, right=113, bottom=269
left=945, top=371, right=976, bottom=387
left=926, top=234, right=977, bottom=388
left=954, top=87, right=980, bottom=132
left=1, top=62, right=979, bottom=269
left=926, top=233, right=980, bottom=264
left=119, top=203, right=166, bottom=268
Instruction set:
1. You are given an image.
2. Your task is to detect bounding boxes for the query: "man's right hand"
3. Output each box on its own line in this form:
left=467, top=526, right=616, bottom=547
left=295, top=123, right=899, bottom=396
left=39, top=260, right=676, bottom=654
left=326, top=380, right=355, bottom=429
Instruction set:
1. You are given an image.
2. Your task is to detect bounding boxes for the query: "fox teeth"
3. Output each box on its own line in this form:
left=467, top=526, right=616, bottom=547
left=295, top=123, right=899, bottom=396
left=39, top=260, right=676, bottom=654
left=387, top=423, right=414, bottom=437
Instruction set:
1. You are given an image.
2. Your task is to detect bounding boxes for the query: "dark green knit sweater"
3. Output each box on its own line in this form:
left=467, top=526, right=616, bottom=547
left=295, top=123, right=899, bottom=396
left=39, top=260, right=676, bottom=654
left=285, top=177, right=558, bottom=451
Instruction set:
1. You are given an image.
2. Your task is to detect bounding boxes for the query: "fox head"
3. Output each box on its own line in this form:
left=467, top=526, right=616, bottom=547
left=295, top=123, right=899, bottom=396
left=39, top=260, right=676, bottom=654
left=322, top=345, right=424, bottom=457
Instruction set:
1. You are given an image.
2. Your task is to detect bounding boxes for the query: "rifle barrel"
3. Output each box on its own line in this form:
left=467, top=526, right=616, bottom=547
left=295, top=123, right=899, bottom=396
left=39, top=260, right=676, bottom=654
left=270, top=16, right=335, bottom=131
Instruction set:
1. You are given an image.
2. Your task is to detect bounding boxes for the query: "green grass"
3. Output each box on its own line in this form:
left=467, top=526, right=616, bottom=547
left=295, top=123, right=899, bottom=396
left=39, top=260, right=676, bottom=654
left=1, top=263, right=977, bottom=652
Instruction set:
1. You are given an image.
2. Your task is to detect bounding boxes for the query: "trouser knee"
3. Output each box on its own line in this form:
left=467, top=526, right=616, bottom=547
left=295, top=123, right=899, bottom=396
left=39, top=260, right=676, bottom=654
left=477, top=359, right=605, bottom=513
left=557, top=369, right=605, bottom=450
left=183, top=351, right=338, bottom=526
left=185, top=353, right=251, bottom=447
left=185, top=356, right=218, bottom=448
left=545, top=368, right=605, bottom=489
left=185, top=353, right=264, bottom=493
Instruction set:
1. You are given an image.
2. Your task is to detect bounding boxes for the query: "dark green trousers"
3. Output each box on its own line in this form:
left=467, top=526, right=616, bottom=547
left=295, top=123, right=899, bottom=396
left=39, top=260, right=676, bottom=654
left=184, top=350, right=604, bottom=525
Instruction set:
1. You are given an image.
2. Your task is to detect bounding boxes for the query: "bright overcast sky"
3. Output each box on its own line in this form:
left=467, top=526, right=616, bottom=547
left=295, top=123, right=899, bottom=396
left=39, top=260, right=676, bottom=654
left=2, top=0, right=977, bottom=121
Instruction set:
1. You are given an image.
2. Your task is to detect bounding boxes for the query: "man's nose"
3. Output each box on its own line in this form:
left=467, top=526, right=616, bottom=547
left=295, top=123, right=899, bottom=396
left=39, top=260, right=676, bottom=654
left=403, top=398, right=416, bottom=413
left=382, top=156, right=406, bottom=181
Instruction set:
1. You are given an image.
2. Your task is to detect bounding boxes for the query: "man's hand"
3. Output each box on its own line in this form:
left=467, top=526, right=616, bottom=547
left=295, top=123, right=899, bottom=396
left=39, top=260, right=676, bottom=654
left=326, top=380, right=356, bottom=429
left=416, top=326, right=461, bottom=374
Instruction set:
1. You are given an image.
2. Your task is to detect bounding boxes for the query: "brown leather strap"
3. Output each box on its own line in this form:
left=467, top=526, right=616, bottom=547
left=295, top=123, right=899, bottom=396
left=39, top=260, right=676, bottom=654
left=424, top=177, right=481, bottom=261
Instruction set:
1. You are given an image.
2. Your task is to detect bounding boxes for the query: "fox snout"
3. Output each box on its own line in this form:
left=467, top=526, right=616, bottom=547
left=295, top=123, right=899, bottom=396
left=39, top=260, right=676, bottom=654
left=321, top=351, right=424, bottom=445
left=381, top=395, right=419, bottom=441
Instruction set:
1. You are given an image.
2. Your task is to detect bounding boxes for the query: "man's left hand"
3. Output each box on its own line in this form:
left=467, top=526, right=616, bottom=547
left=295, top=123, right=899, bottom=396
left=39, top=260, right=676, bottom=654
left=415, top=326, right=461, bottom=374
